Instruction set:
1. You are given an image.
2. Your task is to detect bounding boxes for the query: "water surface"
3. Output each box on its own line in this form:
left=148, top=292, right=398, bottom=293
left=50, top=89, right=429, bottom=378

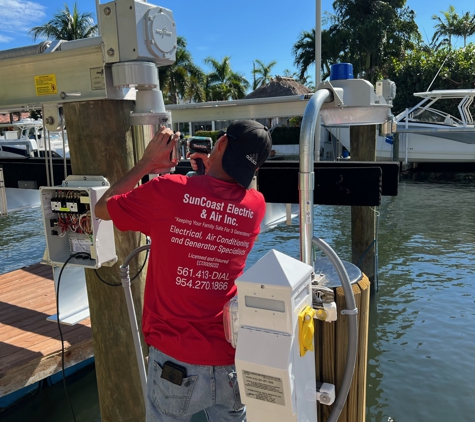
left=1, top=177, right=475, bottom=421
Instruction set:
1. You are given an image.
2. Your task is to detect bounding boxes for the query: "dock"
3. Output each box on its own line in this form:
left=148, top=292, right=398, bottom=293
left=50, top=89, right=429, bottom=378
left=0, top=263, right=93, bottom=399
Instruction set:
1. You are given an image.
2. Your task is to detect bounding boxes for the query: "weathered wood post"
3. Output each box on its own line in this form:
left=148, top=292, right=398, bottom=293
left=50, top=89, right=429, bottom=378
left=392, top=132, right=399, bottom=163
left=64, top=100, right=147, bottom=421
left=350, top=125, right=377, bottom=292
left=315, top=275, right=370, bottom=422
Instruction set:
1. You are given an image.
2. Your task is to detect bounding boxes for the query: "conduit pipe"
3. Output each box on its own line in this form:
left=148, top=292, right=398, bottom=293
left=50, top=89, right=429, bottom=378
left=120, top=244, right=151, bottom=402
left=312, top=237, right=358, bottom=422
left=299, top=88, right=332, bottom=265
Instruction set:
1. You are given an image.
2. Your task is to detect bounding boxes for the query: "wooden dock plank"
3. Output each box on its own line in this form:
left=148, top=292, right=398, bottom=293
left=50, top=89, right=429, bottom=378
left=0, top=263, right=93, bottom=397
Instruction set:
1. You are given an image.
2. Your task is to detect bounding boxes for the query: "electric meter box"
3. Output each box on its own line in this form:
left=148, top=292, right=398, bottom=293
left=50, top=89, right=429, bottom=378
left=39, top=176, right=117, bottom=269
left=234, top=249, right=317, bottom=422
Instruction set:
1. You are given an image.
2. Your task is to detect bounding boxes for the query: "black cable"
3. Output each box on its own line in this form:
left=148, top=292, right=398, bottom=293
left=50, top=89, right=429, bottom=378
left=94, top=235, right=150, bottom=286
left=94, top=269, right=121, bottom=286
left=56, top=253, right=90, bottom=422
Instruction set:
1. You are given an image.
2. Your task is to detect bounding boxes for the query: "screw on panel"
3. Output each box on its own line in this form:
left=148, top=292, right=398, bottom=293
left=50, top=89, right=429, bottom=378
left=104, top=6, right=111, bottom=16
left=107, top=48, right=115, bottom=57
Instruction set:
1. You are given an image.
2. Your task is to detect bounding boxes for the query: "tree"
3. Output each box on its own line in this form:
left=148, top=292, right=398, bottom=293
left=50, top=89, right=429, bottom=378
left=431, top=5, right=460, bottom=49
left=328, top=0, right=421, bottom=83
left=204, top=56, right=249, bottom=101
left=385, top=45, right=475, bottom=116
left=29, top=2, right=97, bottom=41
left=456, top=11, right=475, bottom=47
left=292, top=29, right=315, bottom=81
left=293, top=1, right=420, bottom=84
left=252, top=59, right=277, bottom=90
left=158, top=36, right=205, bottom=104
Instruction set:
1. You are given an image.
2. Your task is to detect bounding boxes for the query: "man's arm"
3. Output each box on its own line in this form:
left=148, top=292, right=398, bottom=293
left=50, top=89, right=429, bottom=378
left=95, top=127, right=179, bottom=220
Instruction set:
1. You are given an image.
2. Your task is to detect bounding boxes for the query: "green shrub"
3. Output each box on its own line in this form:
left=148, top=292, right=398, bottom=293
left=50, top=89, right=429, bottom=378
left=195, top=126, right=301, bottom=146
left=269, top=127, right=300, bottom=145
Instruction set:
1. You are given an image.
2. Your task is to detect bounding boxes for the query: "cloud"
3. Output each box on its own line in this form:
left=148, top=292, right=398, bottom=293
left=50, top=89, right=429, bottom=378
left=0, top=0, right=46, bottom=42
left=0, top=34, right=13, bottom=43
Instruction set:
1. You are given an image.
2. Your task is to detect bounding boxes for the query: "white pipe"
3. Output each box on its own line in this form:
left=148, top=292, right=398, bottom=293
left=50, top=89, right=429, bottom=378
left=120, top=244, right=151, bottom=402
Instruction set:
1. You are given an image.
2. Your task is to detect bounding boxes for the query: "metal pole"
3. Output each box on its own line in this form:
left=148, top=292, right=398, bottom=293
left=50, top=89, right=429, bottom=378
left=61, top=124, right=68, bottom=180
left=299, top=89, right=332, bottom=266
left=46, top=130, right=54, bottom=186
left=314, top=0, right=322, bottom=161
left=120, top=244, right=151, bottom=402
left=95, top=0, right=102, bottom=36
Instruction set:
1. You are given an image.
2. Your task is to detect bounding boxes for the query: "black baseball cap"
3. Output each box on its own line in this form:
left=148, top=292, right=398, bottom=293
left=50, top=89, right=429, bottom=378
left=221, top=120, right=272, bottom=188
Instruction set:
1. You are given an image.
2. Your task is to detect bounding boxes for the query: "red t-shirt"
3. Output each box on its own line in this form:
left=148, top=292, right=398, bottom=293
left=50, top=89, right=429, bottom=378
left=107, top=174, right=266, bottom=365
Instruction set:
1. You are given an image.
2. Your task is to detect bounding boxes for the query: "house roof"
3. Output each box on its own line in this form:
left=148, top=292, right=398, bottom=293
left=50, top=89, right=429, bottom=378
left=245, top=76, right=312, bottom=99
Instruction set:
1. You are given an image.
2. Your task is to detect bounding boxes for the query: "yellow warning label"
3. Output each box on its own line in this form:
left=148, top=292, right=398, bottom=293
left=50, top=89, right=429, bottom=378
left=34, top=74, right=58, bottom=96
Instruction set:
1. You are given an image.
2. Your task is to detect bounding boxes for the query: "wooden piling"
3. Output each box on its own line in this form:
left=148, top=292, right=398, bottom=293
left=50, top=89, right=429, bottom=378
left=63, top=100, right=147, bottom=421
left=315, top=274, right=370, bottom=422
left=350, top=126, right=377, bottom=291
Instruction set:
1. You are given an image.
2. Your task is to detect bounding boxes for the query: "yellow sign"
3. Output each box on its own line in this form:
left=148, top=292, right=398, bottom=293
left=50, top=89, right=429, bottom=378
left=34, top=74, right=58, bottom=96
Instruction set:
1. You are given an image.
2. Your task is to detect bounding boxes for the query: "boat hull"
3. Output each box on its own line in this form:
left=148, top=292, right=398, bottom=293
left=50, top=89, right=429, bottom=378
left=0, top=157, right=71, bottom=213
left=325, top=126, right=475, bottom=163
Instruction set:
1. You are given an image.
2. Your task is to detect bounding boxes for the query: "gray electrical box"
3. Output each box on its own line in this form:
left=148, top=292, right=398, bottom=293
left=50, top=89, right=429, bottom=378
left=40, top=176, right=117, bottom=269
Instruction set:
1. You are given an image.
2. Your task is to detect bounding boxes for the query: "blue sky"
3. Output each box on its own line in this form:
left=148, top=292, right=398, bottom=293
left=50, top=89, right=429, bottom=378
left=1, top=0, right=474, bottom=87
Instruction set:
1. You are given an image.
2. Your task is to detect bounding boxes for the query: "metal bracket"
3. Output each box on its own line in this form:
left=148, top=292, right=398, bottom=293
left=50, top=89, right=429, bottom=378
left=341, top=308, right=359, bottom=316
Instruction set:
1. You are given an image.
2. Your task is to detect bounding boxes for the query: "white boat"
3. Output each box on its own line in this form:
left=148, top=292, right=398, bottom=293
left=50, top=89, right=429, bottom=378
left=0, top=118, right=68, bottom=158
left=0, top=119, right=69, bottom=214
left=325, top=89, right=475, bottom=163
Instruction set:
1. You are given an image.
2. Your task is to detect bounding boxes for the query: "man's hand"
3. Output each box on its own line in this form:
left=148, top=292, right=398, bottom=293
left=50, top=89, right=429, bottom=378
left=188, top=152, right=210, bottom=173
left=141, top=127, right=180, bottom=174
left=95, top=127, right=181, bottom=220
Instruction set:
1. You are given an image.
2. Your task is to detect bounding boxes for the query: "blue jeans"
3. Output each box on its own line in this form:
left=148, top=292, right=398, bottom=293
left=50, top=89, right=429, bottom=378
left=146, top=346, right=246, bottom=422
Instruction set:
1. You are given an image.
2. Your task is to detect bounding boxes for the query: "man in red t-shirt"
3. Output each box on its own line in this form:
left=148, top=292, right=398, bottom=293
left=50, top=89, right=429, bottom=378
left=95, top=120, right=272, bottom=422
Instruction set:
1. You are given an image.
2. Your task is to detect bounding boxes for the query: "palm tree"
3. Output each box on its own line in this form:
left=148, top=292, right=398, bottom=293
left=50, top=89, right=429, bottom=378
left=29, top=2, right=97, bottom=41
left=204, top=56, right=249, bottom=101
left=158, top=36, right=205, bottom=104
left=456, top=11, right=475, bottom=47
left=292, top=29, right=315, bottom=81
left=431, top=5, right=459, bottom=49
left=252, top=59, right=277, bottom=90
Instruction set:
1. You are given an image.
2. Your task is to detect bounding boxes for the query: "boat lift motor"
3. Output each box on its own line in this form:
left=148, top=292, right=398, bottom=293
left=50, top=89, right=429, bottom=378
left=106, top=2, right=179, bottom=174
left=224, top=249, right=335, bottom=422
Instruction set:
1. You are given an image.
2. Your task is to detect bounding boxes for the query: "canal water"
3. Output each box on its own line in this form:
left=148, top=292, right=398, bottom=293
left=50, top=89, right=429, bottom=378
left=1, top=174, right=474, bottom=422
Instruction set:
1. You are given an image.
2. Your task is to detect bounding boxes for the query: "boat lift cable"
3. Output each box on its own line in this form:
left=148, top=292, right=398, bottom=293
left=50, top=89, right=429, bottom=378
left=120, top=244, right=151, bottom=402
left=312, top=236, right=358, bottom=422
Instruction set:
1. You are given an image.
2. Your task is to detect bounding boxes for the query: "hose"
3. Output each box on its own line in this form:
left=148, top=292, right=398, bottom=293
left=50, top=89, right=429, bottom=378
left=312, top=236, right=358, bottom=422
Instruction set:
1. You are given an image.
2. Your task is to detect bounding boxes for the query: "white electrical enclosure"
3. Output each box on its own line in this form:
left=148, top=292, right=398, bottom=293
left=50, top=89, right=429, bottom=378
left=108, top=0, right=177, bottom=65
left=235, top=250, right=317, bottom=422
left=40, top=176, right=117, bottom=269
